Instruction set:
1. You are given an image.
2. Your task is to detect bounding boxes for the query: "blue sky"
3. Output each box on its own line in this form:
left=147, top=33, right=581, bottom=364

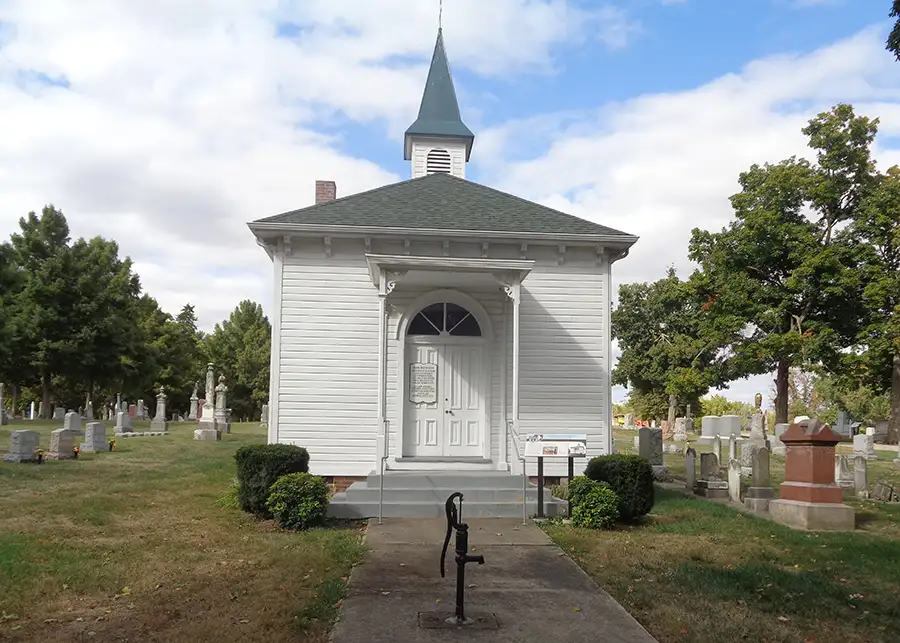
left=0, top=0, right=898, bottom=410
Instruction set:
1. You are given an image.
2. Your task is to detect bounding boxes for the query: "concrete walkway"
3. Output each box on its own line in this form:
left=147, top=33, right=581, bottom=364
left=330, top=518, right=658, bottom=643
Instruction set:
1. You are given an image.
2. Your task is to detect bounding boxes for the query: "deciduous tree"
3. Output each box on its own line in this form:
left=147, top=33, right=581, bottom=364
left=689, top=104, right=875, bottom=423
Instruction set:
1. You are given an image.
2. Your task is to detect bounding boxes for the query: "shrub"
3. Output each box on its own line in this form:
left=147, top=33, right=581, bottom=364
left=567, top=476, right=598, bottom=507
left=551, top=483, right=568, bottom=501
left=571, top=484, right=619, bottom=529
left=584, top=454, right=654, bottom=521
left=266, top=473, right=329, bottom=531
left=235, top=444, right=310, bottom=517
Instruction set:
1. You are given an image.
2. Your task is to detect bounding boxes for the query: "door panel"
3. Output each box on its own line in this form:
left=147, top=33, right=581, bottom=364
left=406, top=344, right=442, bottom=456
left=442, top=344, right=483, bottom=457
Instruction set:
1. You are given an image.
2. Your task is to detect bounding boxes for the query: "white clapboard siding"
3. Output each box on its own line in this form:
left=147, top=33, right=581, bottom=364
left=511, top=245, right=609, bottom=477
left=277, top=240, right=379, bottom=476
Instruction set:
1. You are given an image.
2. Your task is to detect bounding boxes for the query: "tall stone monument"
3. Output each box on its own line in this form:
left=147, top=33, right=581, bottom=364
left=194, top=363, right=219, bottom=440
left=214, top=375, right=230, bottom=434
left=150, top=386, right=169, bottom=432
left=769, top=419, right=854, bottom=530
left=188, top=381, right=199, bottom=421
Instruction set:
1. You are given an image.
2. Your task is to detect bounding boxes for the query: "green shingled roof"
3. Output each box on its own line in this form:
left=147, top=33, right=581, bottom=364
left=252, top=172, right=635, bottom=239
left=404, top=28, right=474, bottom=160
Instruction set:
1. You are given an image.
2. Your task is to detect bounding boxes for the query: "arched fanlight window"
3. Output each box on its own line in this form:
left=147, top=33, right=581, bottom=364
left=425, top=148, right=452, bottom=174
left=408, top=302, right=481, bottom=337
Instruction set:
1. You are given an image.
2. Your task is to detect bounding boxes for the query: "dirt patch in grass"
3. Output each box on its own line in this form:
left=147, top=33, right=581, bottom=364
left=0, top=421, right=366, bottom=642
left=545, top=488, right=900, bottom=643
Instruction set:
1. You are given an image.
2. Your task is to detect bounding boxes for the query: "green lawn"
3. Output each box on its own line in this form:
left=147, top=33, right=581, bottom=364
left=544, top=488, right=900, bottom=643
left=0, top=419, right=364, bottom=643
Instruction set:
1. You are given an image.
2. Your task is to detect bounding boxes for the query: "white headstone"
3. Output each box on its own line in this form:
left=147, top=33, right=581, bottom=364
left=63, top=411, right=83, bottom=435
left=673, top=417, right=688, bottom=441
left=114, top=411, right=133, bottom=434
left=701, top=416, right=719, bottom=439
left=4, top=430, right=40, bottom=462
left=728, top=459, right=742, bottom=503
left=47, top=428, right=76, bottom=460
left=853, top=454, right=868, bottom=496
left=81, top=422, right=108, bottom=453
left=685, top=447, right=697, bottom=491
left=720, top=415, right=742, bottom=439
left=853, top=434, right=878, bottom=462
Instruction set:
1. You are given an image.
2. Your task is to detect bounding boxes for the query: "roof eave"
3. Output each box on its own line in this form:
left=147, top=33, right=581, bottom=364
left=247, top=220, right=639, bottom=247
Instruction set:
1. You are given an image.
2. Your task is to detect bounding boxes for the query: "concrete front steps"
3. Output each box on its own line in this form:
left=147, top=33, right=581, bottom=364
left=327, top=471, right=568, bottom=519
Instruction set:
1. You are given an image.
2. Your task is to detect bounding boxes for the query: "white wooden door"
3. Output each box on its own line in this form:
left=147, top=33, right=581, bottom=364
left=442, top=344, right=483, bottom=457
left=407, top=344, right=443, bottom=457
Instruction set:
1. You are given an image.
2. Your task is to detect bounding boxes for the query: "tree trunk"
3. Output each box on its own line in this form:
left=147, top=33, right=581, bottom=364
left=889, top=353, right=900, bottom=445
left=775, top=359, right=790, bottom=425
left=41, top=369, right=51, bottom=419
left=10, top=383, right=18, bottom=418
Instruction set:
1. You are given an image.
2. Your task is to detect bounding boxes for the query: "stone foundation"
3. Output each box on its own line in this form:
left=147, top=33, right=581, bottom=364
left=769, top=498, right=855, bottom=531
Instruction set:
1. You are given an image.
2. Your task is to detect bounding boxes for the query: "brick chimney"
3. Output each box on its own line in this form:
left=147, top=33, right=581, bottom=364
left=315, top=180, right=336, bottom=204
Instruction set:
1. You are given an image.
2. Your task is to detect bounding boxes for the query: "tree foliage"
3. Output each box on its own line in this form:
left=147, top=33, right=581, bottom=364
left=888, top=0, right=900, bottom=61
left=0, top=205, right=270, bottom=420
left=689, top=104, right=875, bottom=423
left=612, top=267, right=724, bottom=419
left=203, top=300, right=271, bottom=419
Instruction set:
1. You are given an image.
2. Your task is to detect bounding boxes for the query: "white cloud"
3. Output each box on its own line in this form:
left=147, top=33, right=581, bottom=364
left=0, top=0, right=626, bottom=329
left=476, top=25, right=900, bottom=405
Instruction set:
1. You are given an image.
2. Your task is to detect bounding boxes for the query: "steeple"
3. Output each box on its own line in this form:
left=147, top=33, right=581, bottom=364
left=404, top=28, right=474, bottom=176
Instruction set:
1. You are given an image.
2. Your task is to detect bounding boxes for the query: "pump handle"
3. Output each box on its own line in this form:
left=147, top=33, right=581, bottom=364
left=440, top=492, right=464, bottom=578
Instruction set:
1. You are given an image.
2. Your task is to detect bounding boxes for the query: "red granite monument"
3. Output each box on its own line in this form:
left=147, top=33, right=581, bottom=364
left=769, top=419, right=855, bottom=530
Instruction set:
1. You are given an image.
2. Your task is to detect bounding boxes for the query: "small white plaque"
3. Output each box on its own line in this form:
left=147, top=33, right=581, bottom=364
left=409, top=363, right=438, bottom=404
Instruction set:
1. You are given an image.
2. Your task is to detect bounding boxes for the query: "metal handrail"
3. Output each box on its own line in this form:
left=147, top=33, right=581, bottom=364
left=507, top=420, right=528, bottom=525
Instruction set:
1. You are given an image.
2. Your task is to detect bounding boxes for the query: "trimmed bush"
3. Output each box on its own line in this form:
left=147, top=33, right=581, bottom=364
left=266, top=473, right=329, bottom=531
left=584, top=454, right=654, bottom=521
left=571, top=483, right=619, bottom=529
left=235, top=444, right=310, bottom=517
left=567, top=476, right=597, bottom=507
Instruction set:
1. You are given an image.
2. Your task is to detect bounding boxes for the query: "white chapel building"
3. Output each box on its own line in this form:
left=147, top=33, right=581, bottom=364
left=248, top=28, right=638, bottom=517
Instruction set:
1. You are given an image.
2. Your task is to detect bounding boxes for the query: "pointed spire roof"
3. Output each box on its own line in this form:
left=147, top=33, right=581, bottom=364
left=404, top=28, right=475, bottom=161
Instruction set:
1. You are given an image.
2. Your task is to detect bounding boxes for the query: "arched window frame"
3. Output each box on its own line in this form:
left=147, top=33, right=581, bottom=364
left=407, top=301, right=482, bottom=337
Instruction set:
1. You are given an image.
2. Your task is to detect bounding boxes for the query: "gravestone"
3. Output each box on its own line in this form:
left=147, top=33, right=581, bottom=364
left=196, top=363, right=218, bottom=435
left=638, top=427, right=662, bottom=465
left=52, top=407, right=66, bottom=420
left=214, top=376, right=230, bottom=434
left=114, top=411, right=133, bottom=434
left=769, top=419, right=854, bottom=530
left=128, top=403, right=137, bottom=418
left=632, top=436, right=640, bottom=451
left=260, top=403, right=269, bottom=429
left=673, top=417, right=688, bottom=441
left=834, top=454, right=855, bottom=495
left=80, top=422, right=107, bottom=453
left=695, top=452, right=728, bottom=498
left=188, top=381, right=199, bottom=421
left=29, top=401, right=36, bottom=420
left=85, top=400, right=94, bottom=421
left=47, top=428, right=77, bottom=460
left=63, top=411, right=84, bottom=435
left=852, top=434, right=877, bottom=462
left=685, top=447, right=697, bottom=491
left=150, top=386, right=169, bottom=432
left=712, top=435, right=723, bottom=465
left=739, top=442, right=760, bottom=478
left=728, top=435, right=738, bottom=463
left=854, top=455, right=868, bottom=498
left=624, top=413, right=635, bottom=429
left=728, top=459, right=742, bottom=503
left=871, top=482, right=895, bottom=502
left=744, top=447, right=774, bottom=513
left=136, top=399, right=146, bottom=420
left=4, top=430, right=40, bottom=462
left=699, top=415, right=719, bottom=445
left=771, top=423, right=789, bottom=456
left=720, top=415, right=742, bottom=440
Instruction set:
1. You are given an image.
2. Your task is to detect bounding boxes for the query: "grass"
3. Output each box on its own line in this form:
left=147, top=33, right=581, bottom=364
left=0, top=419, right=367, bottom=642
left=543, top=488, right=900, bottom=643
